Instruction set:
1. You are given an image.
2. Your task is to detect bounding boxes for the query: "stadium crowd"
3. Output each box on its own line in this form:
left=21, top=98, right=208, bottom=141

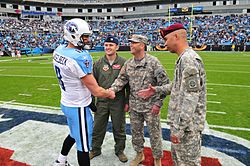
left=0, top=14, right=249, bottom=53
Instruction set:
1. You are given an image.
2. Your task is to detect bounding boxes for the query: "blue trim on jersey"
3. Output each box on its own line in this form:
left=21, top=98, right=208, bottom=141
left=55, top=45, right=92, bottom=75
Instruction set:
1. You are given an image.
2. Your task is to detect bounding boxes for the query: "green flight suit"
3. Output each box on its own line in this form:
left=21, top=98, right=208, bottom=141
left=92, top=54, right=129, bottom=155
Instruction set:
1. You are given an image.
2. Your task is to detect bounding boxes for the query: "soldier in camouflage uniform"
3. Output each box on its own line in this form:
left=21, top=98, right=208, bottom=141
left=138, top=23, right=206, bottom=166
left=89, top=35, right=129, bottom=163
left=110, top=34, right=170, bottom=166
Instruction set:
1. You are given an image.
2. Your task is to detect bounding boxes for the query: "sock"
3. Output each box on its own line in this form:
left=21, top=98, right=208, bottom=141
left=57, top=154, right=67, bottom=163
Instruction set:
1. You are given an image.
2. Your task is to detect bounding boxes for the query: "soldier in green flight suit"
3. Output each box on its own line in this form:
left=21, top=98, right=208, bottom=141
left=89, top=35, right=129, bottom=163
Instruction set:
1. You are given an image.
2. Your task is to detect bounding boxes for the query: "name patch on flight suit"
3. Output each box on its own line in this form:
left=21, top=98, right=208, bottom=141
left=103, top=64, right=109, bottom=71
left=112, top=64, right=121, bottom=69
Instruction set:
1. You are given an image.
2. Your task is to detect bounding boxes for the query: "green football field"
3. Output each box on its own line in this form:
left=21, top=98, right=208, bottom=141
left=0, top=51, right=249, bottom=140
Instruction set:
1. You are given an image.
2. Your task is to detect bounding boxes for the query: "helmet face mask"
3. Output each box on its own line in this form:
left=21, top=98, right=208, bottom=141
left=63, top=18, right=92, bottom=48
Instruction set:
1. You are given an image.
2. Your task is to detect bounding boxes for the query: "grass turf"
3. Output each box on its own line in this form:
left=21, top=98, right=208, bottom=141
left=0, top=51, right=249, bottom=140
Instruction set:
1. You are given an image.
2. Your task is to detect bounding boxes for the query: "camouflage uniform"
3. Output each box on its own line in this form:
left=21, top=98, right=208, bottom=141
left=92, top=55, right=129, bottom=155
left=156, top=48, right=206, bottom=166
left=111, top=53, right=170, bottom=159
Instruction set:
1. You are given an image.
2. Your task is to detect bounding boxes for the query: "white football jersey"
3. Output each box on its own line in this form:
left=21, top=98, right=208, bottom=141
left=53, top=45, right=92, bottom=107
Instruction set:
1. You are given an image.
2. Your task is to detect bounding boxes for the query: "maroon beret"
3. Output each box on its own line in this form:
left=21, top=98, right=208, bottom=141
left=160, top=23, right=186, bottom=38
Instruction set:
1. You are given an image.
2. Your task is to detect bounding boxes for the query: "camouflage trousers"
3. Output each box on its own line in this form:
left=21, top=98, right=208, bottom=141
left=129, top=109, right=163, bottom=159
left=171, top=131, right=202, bottom=166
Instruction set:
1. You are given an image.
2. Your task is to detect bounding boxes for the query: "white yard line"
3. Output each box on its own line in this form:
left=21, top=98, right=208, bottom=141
left=0, top=66, right=52, bottom=68
left=18, top=93, right=32, bottom=97
left=207, top=101, right=221, bottom=104
left=51, top=84, right=58, bottom=86
left=37, top=88, right=50, bottom=91
left=0, top=74, right=54, bottom=78
left=206, top=70, right=250, bottom=74
left=206, top=64, right=250, bottom=67
left=207, top=83, right=250, bottom=88
left=207, top=87, right=214, bottom=90
left=0, top=56, right=52, bottom=63
left=207, top=93, right=217, bottom=96
left=207, top=111, right=227, bottom=114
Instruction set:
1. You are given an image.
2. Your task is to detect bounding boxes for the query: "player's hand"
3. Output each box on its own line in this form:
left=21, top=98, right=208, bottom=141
left=151, top=104, right=160, bottom=115
left=124, top=104, right=129, bottom=112
left=137, top=84, right=156, bottom=99
left=108, top=89, right=116, bottom=99
left=171, top=135, right=180, bottom=144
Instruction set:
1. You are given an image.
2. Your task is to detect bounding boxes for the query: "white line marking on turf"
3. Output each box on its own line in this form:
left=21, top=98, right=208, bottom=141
left=207, top=87, right=214, bottom=90
left=0, top=69, right=6, bottom=72
left=209, top=125, right=250, bottom=131
left=207, top=111, right=226, bottom=114
left=207, top=93, right=217, bottom=96
left=208, top=83, right=250, bottom=88
left=207, top=101, right=221, bottom=104
left=51, top=84, right=58, bottom=86
left=0, top=74, right=54, bottom=78
left=0, top=114, right=13, bottom=122
left=207, top=70, right=250, bottom=74
left=0, top=66, right=52, bottom=69
left=37, top=88, right=50, bottom=91
left=18, top=93, right=32, bottom=97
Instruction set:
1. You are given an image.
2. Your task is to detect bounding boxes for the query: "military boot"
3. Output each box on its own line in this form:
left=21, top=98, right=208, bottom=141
left=116, top=152, right=128, bottom=163
left=89, top=151, right=101, bottom=160
left=130, top=152, right=145, bottom=166
left=154, top=158, right=162, bottom=166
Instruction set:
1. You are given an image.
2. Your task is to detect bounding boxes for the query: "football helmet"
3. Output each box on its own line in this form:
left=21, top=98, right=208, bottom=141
left=63, top=18, right=92, bottom=47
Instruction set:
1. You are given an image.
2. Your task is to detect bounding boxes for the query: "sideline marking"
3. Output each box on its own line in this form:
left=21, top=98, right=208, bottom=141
left=18, top=94, right=32, bottom=97
left=209, top=125, right=250, bottom=132
left=207, top=111, right=226, bottom=114
left=0, top=101, right=60, bottom=111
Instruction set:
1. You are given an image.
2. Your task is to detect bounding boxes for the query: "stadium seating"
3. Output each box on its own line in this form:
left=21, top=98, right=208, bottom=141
left=0, top=14, right=249, bottom=54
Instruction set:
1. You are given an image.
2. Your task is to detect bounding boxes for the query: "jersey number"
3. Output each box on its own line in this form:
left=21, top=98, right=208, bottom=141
left=55, top=66, right=66, bottom=91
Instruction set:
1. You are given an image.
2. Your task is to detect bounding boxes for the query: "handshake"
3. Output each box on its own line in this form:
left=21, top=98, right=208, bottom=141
left=107, top=88, right=116, bottom=99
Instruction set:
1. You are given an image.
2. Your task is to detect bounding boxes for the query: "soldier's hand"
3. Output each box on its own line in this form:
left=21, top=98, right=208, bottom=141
left=151, top=104, right=160, bottom=115
left=137, top=84, right=156, bottom=99
left=124, top=104, right=129, bottom=112
left=171, top=135, right=180, bottom=144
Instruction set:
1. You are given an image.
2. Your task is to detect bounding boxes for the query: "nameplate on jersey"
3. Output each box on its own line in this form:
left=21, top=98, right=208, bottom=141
left=53, top=53, right=68, bottom=66
left=103, top=65, right=109, bottom=71
left=112, top=64, right=121, bottom=69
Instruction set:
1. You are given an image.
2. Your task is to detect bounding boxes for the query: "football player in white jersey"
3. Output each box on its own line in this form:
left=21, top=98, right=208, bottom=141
left=53, top=18, right=115, bottom=166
